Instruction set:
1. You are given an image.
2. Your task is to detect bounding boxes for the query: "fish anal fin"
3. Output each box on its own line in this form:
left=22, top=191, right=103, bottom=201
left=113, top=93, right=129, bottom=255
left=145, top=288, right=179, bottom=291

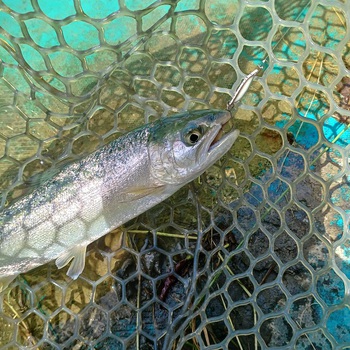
left=0, top=274, right=18, bottom=293
left=55, top=246, right=87, bottom=280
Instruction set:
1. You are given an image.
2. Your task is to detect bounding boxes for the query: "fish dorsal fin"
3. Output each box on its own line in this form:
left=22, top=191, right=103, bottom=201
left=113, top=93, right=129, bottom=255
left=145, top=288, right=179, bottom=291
left=55, top=245, right=87, bottom=280
left=25, top=168, right=60, bottom=187
left=24, top=158, right=75, bottom=188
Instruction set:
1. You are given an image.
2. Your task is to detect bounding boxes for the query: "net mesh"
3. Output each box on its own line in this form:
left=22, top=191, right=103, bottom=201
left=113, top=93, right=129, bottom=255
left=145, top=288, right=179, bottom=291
left=0, top=0, right=349, bottom=349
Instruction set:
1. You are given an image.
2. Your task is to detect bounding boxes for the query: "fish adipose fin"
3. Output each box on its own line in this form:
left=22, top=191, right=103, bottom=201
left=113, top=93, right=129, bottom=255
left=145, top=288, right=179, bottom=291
left=55, top=246, right=87, bottom=280
left=0, top=274, right=18, bottom=293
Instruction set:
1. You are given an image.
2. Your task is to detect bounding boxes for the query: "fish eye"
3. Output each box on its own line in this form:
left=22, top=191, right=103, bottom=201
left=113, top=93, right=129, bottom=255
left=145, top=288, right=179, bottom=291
left=184, top=128, right=203, bottom=145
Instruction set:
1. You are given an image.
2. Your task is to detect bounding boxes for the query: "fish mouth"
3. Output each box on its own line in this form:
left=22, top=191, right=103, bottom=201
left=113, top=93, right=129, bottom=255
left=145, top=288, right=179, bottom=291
left=208, top=110, right=237, bottom=153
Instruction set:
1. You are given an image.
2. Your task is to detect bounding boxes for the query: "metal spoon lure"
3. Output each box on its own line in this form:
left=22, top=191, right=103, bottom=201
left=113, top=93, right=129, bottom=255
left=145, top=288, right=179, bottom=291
left=226, top=58, right=268, bottom=111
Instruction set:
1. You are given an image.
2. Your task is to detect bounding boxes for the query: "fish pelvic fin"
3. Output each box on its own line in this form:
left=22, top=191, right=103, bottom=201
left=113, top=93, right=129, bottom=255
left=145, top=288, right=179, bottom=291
left=55, top=246, right=87, bottom=280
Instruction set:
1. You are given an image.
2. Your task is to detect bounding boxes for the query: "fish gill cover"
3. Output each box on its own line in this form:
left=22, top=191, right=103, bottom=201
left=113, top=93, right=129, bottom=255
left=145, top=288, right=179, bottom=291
left=0, top=0, right=349, bottom=349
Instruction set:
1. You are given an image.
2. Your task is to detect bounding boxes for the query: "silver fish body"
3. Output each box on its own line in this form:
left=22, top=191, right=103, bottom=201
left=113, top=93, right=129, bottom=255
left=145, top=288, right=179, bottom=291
left=0, top=109, right=239, bottom=290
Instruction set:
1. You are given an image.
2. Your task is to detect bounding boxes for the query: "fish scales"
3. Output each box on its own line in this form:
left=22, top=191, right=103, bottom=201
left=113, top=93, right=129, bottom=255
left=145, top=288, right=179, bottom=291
left=1, top=127, right=154, bottom=270
left=0, top=110, right=239, bottom=291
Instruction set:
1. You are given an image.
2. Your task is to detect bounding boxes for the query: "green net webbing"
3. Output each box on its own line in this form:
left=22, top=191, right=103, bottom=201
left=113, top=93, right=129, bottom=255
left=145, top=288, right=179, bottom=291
left=0, top=0, right=350, bottom=349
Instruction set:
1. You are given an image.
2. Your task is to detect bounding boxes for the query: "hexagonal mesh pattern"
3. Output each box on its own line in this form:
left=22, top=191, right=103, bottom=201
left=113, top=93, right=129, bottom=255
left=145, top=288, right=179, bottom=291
left=0, top=0, right=349, bottom=349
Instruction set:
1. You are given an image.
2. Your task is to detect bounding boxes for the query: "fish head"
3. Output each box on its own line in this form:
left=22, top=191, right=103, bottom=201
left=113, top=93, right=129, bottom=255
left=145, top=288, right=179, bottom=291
left=148, top=109, right=240, bottom=185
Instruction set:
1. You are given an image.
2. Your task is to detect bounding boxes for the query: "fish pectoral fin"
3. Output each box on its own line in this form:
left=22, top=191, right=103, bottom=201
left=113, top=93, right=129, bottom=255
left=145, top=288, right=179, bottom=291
left=0, top=274, right=18, bottom=293
left=55, top=246, right=87, bottom=280
left=119, top=185, right=165, bottom=202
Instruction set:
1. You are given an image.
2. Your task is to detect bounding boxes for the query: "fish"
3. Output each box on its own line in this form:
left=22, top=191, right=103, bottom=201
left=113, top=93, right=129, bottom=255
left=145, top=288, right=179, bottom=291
left=0, top=109, right=239, bottom=291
